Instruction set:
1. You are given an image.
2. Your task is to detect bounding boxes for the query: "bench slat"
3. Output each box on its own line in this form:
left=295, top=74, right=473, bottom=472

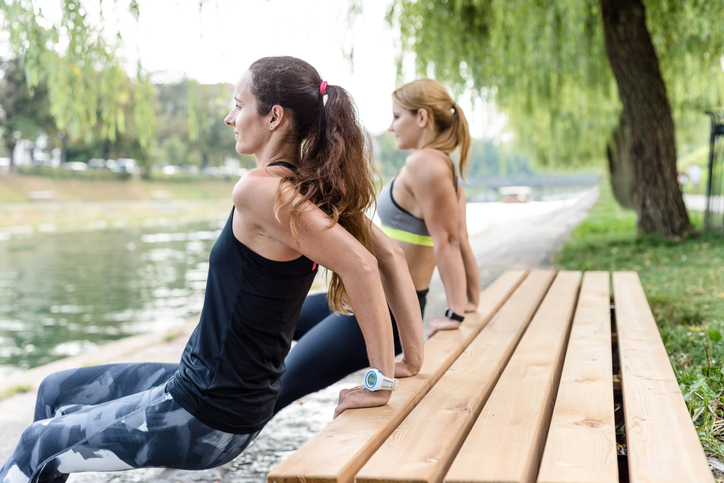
left=537, top=271, right=618, bottom=483
left=354, top=270, right=557, bottom=483
left=444, top=271, right=581, bottom=483
left=267, top=270, right=528, bottom=483
left=613, top=272, right=714, bottom=483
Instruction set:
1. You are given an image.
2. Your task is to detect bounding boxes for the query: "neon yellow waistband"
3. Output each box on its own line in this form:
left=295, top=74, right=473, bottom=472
left=380, top=224, right=434, bottom=247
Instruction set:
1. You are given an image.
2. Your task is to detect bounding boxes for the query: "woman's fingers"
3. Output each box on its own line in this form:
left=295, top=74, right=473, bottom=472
left=427, top=316, right=462, bottom=338
left=333, top=386, right=392, bottom=419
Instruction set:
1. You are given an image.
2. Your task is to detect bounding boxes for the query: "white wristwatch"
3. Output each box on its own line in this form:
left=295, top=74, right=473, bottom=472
left=364, top=368, right=399, bottom=392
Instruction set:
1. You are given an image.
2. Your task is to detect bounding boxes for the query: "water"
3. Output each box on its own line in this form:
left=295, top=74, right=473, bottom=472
left=0, top=216, right=227, bottom=379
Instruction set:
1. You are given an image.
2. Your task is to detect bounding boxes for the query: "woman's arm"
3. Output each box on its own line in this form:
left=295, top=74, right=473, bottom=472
left=238, top=176, right=396, bottom=416
left=405, top=151, right=467, bottom=337
left=457, top=187, right=480, bottom=311
left=367, top=220, right=424, bottom=377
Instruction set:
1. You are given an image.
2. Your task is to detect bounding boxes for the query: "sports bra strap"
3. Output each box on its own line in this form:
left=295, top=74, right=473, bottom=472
left=446, top=154, right=458, bottom=194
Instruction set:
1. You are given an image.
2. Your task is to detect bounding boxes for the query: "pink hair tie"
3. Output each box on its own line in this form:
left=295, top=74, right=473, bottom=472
left=319, top=81, right=328, bottom=96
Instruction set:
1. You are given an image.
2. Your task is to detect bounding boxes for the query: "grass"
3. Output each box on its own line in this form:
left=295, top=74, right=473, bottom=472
left=0, top=384, right=33, bottom=400
left=0, top=172, right=236, bottom=203
left=556, top=183, right=724, bottom=459
left=0, top=173, right=238, bottom=230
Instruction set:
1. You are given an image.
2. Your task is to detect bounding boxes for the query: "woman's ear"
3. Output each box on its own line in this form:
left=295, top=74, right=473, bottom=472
left=417, top=108, right=430, bottom=128
left=268, top=105, right=286, bottom=131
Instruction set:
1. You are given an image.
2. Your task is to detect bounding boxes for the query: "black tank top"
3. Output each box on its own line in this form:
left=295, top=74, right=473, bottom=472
left=168, top=167, right=317, bottom=433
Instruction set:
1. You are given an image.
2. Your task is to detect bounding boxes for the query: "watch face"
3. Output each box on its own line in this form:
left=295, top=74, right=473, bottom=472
left=366, top=371, right=377, bottom=387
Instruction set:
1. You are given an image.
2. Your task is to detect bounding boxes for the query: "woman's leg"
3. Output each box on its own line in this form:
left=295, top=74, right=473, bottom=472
left=274, top=289, right=427, bottom=415
left=34, top=363, right=179, bottom=422
left=1, top=384, right=256, bottom=483
left=293, top=292, right=332, bottom=340
left=274, top=310, right=403, bottom=415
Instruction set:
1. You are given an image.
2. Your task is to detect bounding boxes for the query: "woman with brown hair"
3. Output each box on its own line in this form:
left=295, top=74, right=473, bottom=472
left=274, top=78, right=478, bottom=415
left=0, top=56, right=423, bottom=483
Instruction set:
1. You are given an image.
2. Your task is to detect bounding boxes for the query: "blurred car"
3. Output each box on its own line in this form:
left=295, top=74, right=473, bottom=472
left=61, top=162, right=89, bottom=171
left=116, top=158, right=138, bottom=174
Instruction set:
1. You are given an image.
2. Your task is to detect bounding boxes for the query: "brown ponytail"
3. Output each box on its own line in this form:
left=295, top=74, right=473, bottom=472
left=248, top=56, right=378, bottom=314
left=392, top=79, right=471, bottom=180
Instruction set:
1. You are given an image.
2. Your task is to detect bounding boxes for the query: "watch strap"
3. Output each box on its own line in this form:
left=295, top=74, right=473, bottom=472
left=444, top=309, right=465, bottom=322
left=381, top=377, right=399, bottom=391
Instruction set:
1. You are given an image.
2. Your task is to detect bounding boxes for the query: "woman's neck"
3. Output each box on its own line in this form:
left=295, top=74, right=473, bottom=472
left=255, top=141, right=301, bottom=169
left=415, top=126, right=437, bottom=150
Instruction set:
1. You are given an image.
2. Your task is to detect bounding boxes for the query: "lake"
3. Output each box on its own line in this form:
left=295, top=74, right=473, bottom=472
left=0, top=216, right=227, bottom=379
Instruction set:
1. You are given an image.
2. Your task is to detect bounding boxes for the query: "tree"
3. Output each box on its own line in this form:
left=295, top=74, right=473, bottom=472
left=0, top=58, right=57, bottom=170
left=154, top=79, right=243, bottom=169
left=388, top=0, right=724, bottom=236
left=600, top=0, right=687, bottom=235
left=0, top=1, right=155, bottom=159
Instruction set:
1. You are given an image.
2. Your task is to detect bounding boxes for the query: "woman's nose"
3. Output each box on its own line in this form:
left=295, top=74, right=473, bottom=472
left=224, top=113, right=233, bottom=126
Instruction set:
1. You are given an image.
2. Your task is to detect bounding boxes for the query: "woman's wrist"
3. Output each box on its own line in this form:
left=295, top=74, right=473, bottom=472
left=444, top=308, right=466, bottom=322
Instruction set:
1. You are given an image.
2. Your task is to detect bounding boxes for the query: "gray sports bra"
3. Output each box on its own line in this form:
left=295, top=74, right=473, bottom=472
left=377, top=177, right=434, bottom=246
left=377, top=157, right=458, bottom=248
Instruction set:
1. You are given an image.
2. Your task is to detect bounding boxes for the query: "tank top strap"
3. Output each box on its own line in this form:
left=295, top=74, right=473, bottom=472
left=268, top=161, right=297, bottom=171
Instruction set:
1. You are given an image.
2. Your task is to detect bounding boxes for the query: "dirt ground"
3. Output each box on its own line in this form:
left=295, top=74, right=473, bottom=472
left=0, top=187, right=600, bottom=482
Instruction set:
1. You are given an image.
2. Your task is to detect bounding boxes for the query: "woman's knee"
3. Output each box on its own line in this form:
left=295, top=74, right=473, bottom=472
left=34, top=372, right=65, bottom=421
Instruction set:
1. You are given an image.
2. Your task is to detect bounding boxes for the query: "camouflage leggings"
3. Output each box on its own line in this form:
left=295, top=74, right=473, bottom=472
left=0, top=363, right=258, bottom=483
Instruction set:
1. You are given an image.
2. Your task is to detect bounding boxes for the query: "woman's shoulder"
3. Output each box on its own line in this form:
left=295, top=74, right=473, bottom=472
left=405, top=148, right=452, bottom=175
left=232, top=167, right=285, bottom=206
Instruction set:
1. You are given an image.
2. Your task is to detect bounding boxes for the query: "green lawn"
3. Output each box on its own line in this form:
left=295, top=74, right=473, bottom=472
left=556, top=184, right=724, bottom=458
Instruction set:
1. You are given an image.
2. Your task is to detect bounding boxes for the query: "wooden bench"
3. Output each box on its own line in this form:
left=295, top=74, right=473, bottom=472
left=267, top=270, right=714, bottom=483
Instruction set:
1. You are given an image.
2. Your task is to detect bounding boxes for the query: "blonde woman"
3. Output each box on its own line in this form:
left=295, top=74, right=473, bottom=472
left=274, top=78, right=478, bottom=415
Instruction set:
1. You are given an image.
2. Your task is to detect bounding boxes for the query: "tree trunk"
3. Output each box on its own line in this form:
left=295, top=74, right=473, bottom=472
left=607, top=113, right=634, bottom=209
left=600, top=0, right=690, bottom=236
left=7, top=141, right=17, bottom=172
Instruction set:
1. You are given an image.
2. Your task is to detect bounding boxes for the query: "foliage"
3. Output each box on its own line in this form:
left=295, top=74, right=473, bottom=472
left=387, top=0, right=724, bottom=168
left=0, top=0, right=156, bottom=150
left=0, top=58, right=56, bottom=160
left=556, top=183, right=724, bottom=457
left=153, top=80, right=246, bottom=169
left=17, top=164, right=131, bottom=181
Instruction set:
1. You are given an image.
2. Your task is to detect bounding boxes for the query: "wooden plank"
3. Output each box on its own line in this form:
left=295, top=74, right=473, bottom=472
left=537, top=271, right=618, bottom=483
left=613, top=272, right=714, bottom=483
left=355, top=270, right=557, bottom=483
left=267, top=270, right=528, bottom=483
left=444, top=271, right=581, bottom=483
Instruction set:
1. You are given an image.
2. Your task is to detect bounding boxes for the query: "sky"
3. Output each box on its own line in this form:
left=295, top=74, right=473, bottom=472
left=101, top=0, right=507, bottom=138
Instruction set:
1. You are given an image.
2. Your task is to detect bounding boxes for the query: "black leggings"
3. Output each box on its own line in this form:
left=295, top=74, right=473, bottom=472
left=273, top=290, right=428, bottom=414
left=0, top=363, right=257, bottom=483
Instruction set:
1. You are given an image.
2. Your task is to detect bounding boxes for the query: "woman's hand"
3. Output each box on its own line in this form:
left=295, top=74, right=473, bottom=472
left=334, top=386, right=392, bottom=419
left=395, top=357, right=420, bottom=378
left=427, top=316, right=462, bottom=338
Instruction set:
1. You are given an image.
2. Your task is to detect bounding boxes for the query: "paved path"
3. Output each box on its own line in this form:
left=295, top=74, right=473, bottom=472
left=0, top=187, right=601, bottom=482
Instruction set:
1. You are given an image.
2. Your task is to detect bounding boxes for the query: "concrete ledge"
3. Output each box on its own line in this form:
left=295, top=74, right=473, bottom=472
left=0, top=318, right=198, bottom=397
